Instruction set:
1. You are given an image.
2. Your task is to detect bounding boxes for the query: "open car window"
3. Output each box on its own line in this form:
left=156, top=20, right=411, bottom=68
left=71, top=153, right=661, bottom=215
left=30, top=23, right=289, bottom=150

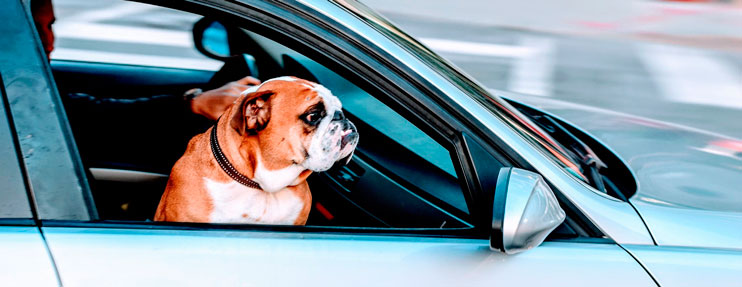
left=246, top=31, right=468, bottom=216
left=50, top=2, right=474, bottom=229
left=51, top=1, right=221, bottom=71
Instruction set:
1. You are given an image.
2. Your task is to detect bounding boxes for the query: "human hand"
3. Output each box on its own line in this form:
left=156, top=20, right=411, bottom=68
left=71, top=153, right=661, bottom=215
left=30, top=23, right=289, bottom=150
left=190, top=76, right=261, bottom=121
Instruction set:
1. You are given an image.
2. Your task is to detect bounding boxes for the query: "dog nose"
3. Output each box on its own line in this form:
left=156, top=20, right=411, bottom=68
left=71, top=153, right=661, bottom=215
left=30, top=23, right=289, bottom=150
left=332, top=110, right=345, bottom=121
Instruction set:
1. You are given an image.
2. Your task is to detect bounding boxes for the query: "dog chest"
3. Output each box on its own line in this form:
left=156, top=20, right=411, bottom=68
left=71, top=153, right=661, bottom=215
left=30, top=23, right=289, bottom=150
left=203, top=177, right=304, bottom=224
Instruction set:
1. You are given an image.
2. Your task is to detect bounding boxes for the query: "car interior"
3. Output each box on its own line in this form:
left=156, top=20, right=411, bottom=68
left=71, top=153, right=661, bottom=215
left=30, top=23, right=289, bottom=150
left=52, top=15, right=474, bottom=229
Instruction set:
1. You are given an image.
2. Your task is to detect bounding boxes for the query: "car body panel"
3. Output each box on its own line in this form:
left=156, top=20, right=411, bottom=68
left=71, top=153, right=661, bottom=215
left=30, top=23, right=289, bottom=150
left=0, top=227, right=59, bottom=286
left=507, top=93, right=742, bottom=249
left=633, top=202, right=742, bottom=249
left=43, top=227, right=656, bottom=287
left=625, top=244, right=742, bottom=286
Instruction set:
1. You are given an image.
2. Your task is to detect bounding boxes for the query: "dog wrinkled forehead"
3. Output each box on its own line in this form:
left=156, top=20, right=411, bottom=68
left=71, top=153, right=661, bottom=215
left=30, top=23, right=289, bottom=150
left=241, top=76, right=341, bottom=113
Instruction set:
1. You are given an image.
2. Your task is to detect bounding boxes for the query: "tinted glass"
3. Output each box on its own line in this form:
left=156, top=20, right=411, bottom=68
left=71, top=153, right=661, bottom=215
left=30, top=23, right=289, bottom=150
left=0, top=78, right=33, bottom=219
left=245, top=31, right=468, bottom=214
left=333, top=0, right=589, bottom=182
left=50, top=1, right=221, bottom=70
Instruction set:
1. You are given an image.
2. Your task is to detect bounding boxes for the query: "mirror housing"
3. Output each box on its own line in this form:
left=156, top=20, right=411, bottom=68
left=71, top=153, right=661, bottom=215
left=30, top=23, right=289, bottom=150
left=490, top=167, right=566, bottom=254
left=192, top=18, right=261, bottom=82
left=193, top=18, right=231, bottom=60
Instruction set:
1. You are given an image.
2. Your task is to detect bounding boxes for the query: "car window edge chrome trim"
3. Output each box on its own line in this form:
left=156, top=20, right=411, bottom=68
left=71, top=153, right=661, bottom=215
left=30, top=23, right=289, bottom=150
left=41, top=219, right=484, bottom=238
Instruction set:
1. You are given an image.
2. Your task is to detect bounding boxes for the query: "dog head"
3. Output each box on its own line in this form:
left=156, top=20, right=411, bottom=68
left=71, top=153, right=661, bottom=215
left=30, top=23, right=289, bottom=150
left=230, top=76, right=359, bottom=191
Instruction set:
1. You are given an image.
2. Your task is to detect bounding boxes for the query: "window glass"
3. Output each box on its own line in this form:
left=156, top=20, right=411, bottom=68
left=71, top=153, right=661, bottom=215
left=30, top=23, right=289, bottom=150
left=51, top=1, right=221, bottom=70
left=247, top=32, right=468, bottom=215
left=334, top=0, right=595, bottom=187
left=343, top=87, right=457, bottom=177
left=0, top=81, right=33, bottom=219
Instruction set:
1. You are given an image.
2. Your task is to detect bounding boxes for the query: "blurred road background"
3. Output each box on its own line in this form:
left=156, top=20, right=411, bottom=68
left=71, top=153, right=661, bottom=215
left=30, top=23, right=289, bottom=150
left=51, top=0, right=742, bottom=138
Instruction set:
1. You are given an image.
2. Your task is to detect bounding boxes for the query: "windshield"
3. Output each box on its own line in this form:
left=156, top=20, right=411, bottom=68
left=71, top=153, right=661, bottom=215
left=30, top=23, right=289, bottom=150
left=332, top=0, right=589, bottom=182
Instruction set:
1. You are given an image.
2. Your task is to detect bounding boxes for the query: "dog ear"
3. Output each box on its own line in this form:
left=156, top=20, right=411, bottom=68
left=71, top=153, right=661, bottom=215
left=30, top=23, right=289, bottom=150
left=231, top=90, right=274, bottom=135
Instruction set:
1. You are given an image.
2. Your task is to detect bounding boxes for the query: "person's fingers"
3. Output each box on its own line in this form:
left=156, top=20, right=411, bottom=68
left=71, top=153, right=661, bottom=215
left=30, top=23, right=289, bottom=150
left=235, top=76, right=261, bottom=86
left=228, top=86, right=249, bottom=95
left=221, top=94, right=239, bottom=102
left=229, top=83, right=250, bottom=89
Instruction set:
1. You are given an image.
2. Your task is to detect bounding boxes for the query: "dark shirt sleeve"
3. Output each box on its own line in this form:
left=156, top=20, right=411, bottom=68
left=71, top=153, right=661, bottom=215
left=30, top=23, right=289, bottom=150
left=65, top=93, right=186, bottom=114
left=62, top=93, right=211, bottom=172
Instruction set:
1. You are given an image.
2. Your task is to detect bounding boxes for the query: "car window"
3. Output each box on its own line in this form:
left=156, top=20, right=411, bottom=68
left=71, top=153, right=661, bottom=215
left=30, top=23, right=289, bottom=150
left=51, top=1, right=221, bottom=70
left=45, top=1, right=472, bottom=229
left=0, top=76, right=34, bottom=219
left=245, top=31, right=468, bottom=215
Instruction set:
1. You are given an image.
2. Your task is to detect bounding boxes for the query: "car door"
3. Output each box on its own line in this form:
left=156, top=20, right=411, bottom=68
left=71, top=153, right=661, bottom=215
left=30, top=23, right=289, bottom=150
left=40, top=226, right=656, bottom=287
left=11, top=0, right=655, bottom=286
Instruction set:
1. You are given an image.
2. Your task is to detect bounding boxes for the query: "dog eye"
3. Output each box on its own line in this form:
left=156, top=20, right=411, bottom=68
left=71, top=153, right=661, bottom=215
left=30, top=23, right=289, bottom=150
left=303, top=111, right=324, bottom=126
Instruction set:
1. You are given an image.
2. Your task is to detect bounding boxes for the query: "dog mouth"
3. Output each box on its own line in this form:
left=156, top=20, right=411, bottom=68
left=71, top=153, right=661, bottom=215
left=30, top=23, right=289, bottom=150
left=340, top=128, right=358, bottom=149
left=339, top=120, right=358, bottom=150
left=332, top=130, right=356, bottom=167
left=336, top=122, right=358, bottom=166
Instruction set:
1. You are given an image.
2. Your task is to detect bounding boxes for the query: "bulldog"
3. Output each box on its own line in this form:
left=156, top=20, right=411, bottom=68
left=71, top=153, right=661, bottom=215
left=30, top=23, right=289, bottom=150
left=155, top=76, right=359, bottom=225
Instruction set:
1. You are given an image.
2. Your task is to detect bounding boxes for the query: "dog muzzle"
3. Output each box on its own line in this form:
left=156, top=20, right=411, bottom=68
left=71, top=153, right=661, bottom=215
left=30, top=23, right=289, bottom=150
left=302, top=110, right=359, bottom=172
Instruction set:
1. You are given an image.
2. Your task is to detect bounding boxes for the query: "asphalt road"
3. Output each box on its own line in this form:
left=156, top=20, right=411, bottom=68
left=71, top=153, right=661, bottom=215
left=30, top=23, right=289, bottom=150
left=51, top=0, right=742, bottom=138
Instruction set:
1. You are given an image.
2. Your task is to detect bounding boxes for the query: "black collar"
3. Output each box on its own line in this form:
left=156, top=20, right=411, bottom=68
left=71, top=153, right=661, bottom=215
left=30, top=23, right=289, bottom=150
left=210, top=122, right=262, bottom=190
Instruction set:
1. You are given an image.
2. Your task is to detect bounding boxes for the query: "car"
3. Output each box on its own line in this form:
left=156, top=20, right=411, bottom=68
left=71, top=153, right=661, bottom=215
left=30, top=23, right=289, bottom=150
left=1, top=0, right=741, bottom=286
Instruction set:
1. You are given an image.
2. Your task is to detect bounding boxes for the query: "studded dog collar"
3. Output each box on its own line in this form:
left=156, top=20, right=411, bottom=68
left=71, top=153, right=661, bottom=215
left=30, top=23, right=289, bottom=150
left=210, top=122, right=262, bottom=190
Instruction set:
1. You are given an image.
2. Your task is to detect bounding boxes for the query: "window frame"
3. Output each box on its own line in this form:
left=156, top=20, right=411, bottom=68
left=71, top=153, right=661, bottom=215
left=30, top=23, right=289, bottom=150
left=26, top=0, right=500, bottom=238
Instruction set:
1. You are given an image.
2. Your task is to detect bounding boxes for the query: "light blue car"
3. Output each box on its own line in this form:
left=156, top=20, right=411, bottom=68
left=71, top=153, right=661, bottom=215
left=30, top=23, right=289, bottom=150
left=1, top=0, right=740, bottom=286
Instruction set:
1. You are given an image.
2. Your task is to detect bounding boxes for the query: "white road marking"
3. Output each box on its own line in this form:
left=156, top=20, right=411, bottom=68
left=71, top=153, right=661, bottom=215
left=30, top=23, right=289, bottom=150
left=639, top=44, right=742, bottom=109
left=64, top=2, right=157, bottom=23
left=419, top=37, right=536, bottom=58
left=508, top=36, right=555, bottom=97
left=55, top=22, right=192, bottom=48
left=52, top=1, right=207, bottom=67
left=51, top=48, right=222, bottom=71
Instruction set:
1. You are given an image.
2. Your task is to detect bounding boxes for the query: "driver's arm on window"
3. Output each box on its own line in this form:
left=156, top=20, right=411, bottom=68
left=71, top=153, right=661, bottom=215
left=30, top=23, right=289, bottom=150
left=188, top=76, right=261, bottom=121
left=61, top=76, right=261, bottom=158
left=64, top=76, right=260, bottom=122
left=31, top=0, right=261, bottom=121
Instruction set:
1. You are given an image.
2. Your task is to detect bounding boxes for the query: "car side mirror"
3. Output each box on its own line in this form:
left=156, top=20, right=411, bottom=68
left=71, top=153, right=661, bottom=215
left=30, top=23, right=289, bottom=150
left=193, top=17, right=261, bottom=83
left=490, top=167, right=565, bottom=254
left=193, top=18, right=231, bottom=60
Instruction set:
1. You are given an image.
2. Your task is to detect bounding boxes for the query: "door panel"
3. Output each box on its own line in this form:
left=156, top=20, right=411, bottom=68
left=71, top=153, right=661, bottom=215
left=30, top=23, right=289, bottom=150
left=44, top=227, right=655, bottom=286
left=0, top=227, right=58, bottom=286
left=626, top=244, right=742, bottom=287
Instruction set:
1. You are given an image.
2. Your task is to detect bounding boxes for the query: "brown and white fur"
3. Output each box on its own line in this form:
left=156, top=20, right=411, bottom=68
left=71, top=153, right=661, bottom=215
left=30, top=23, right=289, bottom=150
left=154, top=76, right=358, bottom=225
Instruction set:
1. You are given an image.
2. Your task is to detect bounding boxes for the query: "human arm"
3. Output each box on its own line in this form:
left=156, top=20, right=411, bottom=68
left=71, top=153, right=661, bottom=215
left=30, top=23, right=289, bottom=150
left=189, top=76, right=261, bottom=121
